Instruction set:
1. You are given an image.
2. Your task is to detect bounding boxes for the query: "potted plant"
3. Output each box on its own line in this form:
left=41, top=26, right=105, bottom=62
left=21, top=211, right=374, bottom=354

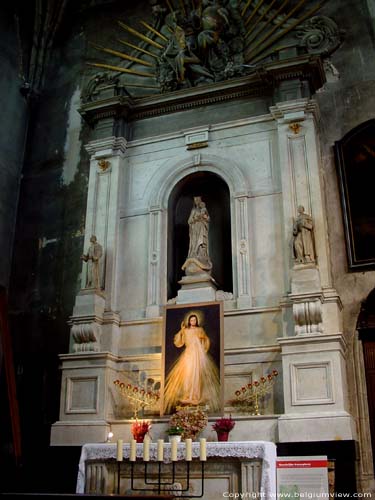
left=166, top=425, right=183, bottom=442
left=131, top=420, right=152, bottom=443
left=212, top=416, right=235, bottom=441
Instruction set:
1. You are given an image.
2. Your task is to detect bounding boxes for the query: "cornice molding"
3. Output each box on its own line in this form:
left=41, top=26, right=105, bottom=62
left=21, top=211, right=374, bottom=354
left=79, top=56, right=325, bottom=125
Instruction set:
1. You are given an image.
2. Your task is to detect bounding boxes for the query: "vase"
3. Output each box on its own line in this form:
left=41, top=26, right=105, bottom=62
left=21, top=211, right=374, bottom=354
left=134, top=434, right=147, bottom=443
left=216, top=431, right=229, bottom=442
left=169, top=435, right=182, bottom=443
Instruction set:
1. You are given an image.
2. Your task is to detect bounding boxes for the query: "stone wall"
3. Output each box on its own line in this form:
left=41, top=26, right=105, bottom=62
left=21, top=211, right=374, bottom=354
left=0, top=5, right=28, bottom=287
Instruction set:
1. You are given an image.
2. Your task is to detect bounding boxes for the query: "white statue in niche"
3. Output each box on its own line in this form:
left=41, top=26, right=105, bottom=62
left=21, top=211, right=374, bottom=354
left=182, top=196, right=213, bottom=276
left=81, top=235, right=103, bottom=289
left=293, top=206, right=316, bottom=264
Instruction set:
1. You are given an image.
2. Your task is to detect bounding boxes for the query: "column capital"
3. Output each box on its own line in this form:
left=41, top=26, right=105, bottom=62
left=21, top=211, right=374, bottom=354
left=269, top=98, right=320, bottom=124
left=85, top=136, right=127, bottom=159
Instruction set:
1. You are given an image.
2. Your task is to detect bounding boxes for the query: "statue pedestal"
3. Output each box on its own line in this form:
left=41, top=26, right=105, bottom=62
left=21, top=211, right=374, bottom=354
left=177, top=273, right=217, bottom=304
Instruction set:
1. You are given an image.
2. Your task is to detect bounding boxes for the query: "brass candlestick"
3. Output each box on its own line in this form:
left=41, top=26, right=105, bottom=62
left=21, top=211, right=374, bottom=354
left=234, top=370, right=278, bottom=415
left=114, top=380, right=160, bottom=418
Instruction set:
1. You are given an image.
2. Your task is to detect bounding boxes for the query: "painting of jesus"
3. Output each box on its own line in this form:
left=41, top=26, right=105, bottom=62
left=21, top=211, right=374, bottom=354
left=162, top=301, right=223, bottom=415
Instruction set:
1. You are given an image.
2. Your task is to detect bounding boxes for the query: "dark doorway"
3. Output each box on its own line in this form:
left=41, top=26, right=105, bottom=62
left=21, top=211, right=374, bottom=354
left=167, top=171, right=232, bottom=300
left=357, top=287, right=375, bottom=471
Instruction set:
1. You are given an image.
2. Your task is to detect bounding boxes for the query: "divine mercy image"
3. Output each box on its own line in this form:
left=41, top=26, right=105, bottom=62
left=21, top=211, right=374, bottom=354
left=162, top=302, right=223, bottom=415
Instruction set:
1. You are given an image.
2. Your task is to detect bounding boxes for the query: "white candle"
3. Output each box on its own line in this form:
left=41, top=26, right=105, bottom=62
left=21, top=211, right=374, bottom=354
left=200, top=438, right=207, bottom=461
left=185, top=438, right=192, bottom=461
left=130, top=439, right=136, bottom=462
left=171, top=437, right=178, bottom=461
left=143, top=435, right=150, bottom=461
left=157, top=439, right=164, bottom=461
left=116, top=439, right=123, bottom=461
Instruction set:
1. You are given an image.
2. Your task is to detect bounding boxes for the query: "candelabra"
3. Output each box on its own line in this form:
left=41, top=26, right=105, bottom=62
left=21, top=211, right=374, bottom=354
left=234, top=370, right=278, bottom=415
left=114, top=379, right=159, bottom=419
left=116, top=439, right=206, bottom=497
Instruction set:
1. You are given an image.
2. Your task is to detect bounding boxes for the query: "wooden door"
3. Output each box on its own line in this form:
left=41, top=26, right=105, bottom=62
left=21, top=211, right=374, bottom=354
left=362, top=339, right=375, bottom=469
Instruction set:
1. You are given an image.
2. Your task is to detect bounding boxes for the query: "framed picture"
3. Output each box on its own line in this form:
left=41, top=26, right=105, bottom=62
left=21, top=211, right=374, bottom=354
left=335, top=119, right=375, bottom=270
left=161, top=301, right=223, bottom=416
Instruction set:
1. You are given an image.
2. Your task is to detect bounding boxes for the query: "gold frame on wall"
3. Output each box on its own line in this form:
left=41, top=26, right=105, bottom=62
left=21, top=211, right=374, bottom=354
left=161, top=301, right=224, bottom=416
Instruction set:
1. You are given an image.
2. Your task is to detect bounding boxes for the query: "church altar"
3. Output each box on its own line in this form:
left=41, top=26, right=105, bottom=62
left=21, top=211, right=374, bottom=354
left=77, top=440, right=276, bottom=498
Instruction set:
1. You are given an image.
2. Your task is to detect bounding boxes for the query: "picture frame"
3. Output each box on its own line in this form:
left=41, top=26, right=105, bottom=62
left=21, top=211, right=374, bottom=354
left=161, top=301, right=224, bottom=416
left=334, top=119, right=375, bottom=270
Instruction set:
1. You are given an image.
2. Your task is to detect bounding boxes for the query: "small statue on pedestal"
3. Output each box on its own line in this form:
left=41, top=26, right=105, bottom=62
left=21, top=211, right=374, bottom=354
left=182, top=196, right=213, bottom=276
left=81, top=235, right=103, bottom=289
left=293, top=206, right=316, bottom=264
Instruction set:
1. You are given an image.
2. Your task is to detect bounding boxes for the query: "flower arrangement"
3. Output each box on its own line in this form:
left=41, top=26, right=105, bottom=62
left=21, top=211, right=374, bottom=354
left=212, top=415, right=235, bottom=433
left=131, top=419, right=152, bottom=442
left=169, top=408, right=208, bottom=440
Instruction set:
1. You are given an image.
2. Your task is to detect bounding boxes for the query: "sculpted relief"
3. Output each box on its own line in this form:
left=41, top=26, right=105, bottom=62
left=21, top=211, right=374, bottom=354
left=84, top=1, right=343, bottom=98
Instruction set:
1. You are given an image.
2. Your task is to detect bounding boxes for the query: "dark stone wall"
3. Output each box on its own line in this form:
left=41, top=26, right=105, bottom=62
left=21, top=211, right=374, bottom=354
left=2, top=3, right=89, bottom=492
left=0, top=5, right=28, bottom=288
left=316, top=0, right=375, bottom=336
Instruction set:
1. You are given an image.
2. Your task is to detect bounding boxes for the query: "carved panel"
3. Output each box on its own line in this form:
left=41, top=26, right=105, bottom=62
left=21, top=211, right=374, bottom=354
left=65, top=376, right=99, bottom=414
left=291, top=362, right=334, bottom=405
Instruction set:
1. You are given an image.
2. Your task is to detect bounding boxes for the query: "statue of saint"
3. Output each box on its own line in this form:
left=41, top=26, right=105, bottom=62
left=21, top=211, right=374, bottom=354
left=163, top=313, right=220, bottom=414
left=81, top=235, right=103, bottom=289
left=187, top=196, right=212, bottom=269
left=293, top=206, right=316, bottom=264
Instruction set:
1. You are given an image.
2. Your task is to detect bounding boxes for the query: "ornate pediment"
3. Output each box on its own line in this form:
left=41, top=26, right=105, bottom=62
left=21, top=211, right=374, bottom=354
left=85, top=0, right=342, bottom=99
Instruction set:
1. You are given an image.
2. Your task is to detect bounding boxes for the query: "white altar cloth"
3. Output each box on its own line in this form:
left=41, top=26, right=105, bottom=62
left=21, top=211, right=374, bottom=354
left=77, top=440, right=276, bottom=497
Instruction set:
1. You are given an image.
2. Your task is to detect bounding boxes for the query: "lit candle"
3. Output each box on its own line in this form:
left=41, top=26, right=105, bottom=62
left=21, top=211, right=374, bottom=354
left=130, top=439, right=136, bottom=462
left=157, top=439, right=164, bottom=461
left=116, top=439, right=123, bottom=461
left=171, top=437, right=178, bottom=461
left=200, top=438, right=207, bottom=461
left=185, top=438, right=192, bottom=461
left=143, top=435, right=150, bottom=462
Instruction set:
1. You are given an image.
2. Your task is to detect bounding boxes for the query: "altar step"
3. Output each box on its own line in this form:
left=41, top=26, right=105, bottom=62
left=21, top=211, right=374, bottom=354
left=0, top=495, right=171, bottom=499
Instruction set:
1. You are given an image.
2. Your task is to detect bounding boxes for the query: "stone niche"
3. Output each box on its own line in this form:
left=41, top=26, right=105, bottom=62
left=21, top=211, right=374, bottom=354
left=51, top=47, right=354, bottom=452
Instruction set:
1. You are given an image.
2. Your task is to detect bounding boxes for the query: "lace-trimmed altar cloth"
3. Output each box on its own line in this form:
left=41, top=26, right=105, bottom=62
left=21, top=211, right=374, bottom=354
left=76, top=440, right=276, bottom=497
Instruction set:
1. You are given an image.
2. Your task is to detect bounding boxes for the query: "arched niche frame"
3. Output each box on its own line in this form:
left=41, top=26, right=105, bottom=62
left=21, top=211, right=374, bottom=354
left=168, top=171, right=232, bottom=300
left=144, top=153, right=252, bottom=317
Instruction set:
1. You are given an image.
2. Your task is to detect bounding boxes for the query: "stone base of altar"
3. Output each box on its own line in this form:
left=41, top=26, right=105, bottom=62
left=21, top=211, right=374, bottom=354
left=77, top=441, right=276, bottom=498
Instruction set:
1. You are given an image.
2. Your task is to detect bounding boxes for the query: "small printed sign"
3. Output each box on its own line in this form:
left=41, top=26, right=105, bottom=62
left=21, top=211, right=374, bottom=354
left=277, top=456, right=329, bottom=498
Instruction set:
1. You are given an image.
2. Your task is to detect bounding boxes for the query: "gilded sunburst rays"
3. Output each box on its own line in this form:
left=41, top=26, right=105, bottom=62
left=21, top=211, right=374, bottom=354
left=87, top=0, right=325, bottom=95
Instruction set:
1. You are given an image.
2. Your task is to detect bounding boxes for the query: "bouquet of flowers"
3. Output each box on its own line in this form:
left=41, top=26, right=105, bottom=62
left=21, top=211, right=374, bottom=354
left=169, top=408, right=208, bottom=440
left=131, top=420, right=152, bottom=442
left=212, top=415, right=235, bottom=433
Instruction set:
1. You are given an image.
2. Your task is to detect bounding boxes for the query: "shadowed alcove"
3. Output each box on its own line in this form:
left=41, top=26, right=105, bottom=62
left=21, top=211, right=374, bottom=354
left=167, top=171, right=233, bottom=300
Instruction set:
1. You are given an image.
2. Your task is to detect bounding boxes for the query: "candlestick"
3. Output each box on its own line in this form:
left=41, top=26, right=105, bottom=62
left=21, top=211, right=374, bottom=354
left=185, top=438, right=192, bottom=461
left=116, top=439, right=123, bottom=461
left=157, top=439, right=164, bottom=461
left=199, top=438, right=207, bottom=461
left=129, top=439, right=136, bottom=462
left=171, top=437, right=178, bottom=461
left=143, top=435, right=150, bottom=461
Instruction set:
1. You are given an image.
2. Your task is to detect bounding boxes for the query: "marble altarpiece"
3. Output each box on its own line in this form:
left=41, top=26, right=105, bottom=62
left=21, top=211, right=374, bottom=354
left=51, top=0, right=354, bottom=478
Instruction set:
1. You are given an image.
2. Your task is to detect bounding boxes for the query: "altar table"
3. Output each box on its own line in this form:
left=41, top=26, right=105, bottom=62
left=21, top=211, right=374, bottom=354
left=77, top=441, right=276, bottom=498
